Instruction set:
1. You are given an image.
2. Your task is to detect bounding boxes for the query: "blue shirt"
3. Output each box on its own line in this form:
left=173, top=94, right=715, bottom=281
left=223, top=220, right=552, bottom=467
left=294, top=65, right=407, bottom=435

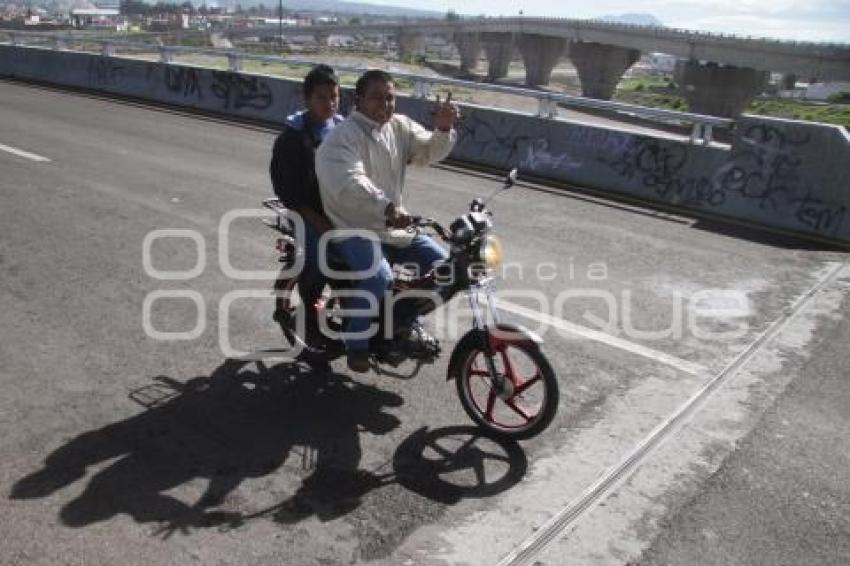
left=285, top=110, right=343, bottom=144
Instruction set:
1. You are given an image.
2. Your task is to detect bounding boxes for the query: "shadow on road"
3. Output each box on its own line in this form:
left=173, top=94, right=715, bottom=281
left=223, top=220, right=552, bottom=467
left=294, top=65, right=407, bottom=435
left=10, top=358, right=527, bottom=540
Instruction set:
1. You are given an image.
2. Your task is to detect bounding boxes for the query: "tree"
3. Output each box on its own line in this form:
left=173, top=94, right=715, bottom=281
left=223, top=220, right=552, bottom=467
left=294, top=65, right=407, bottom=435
left=446, top=9, right=460, bottom=21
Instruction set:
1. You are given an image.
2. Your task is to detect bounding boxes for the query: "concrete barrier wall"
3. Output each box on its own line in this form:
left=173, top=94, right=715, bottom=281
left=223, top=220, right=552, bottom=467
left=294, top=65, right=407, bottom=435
left=0, top=47, right=310, bottom=121
left=2, top=45, right=849, bottom=243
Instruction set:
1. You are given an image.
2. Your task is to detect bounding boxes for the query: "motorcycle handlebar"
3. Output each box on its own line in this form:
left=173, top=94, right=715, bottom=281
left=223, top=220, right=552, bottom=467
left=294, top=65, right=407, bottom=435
left=410, top=216, right=451, bottom=241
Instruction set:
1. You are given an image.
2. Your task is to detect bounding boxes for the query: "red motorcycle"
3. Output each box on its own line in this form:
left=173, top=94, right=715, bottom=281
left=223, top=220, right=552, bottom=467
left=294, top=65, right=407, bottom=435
left=263, top=170, right=558, bottom=439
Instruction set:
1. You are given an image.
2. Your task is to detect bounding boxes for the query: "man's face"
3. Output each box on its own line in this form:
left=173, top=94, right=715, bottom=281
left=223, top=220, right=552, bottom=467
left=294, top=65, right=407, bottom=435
left=358, top=79, right=395, bottom=125
left=306, top=83, right=339, bottom=122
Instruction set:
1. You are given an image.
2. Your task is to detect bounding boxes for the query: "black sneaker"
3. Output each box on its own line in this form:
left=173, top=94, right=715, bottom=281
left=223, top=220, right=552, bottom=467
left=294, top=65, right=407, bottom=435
left=398, top=321, right=440, bottom=357
left=347, top=350, right=371, bottom=373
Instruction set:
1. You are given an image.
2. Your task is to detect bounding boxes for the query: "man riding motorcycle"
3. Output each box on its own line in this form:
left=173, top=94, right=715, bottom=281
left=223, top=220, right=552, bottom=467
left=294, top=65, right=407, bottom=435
left=269, top=64, right=343, bottom=347
left=315, top=69, right=459, bottom=373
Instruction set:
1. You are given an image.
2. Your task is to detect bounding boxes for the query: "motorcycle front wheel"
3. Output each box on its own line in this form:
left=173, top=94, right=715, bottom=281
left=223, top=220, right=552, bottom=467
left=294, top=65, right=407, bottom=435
left=454, top=334, right=559, bottom=440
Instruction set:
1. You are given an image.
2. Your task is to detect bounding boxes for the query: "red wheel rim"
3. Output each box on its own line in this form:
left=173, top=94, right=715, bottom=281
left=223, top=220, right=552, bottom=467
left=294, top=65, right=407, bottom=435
left=462, top=344, right=547, bottom=433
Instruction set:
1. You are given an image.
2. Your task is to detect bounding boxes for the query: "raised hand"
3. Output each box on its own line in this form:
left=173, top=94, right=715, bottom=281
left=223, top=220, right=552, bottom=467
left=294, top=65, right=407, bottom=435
left=434, top=91, right=459, bottom=132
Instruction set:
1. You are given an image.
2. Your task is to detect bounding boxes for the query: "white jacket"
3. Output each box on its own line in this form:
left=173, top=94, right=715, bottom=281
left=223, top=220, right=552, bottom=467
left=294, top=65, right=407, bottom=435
left=315, top=110, right=457, bottom=246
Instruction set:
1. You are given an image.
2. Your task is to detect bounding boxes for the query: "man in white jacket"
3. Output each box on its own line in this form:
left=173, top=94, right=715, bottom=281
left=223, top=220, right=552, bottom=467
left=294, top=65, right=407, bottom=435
left=315, top=69, right=459, bottom=372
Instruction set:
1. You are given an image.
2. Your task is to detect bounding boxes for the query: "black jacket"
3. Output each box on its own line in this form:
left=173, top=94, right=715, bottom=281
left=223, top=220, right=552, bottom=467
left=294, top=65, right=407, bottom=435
left=269, top=113, right=333, bottom=214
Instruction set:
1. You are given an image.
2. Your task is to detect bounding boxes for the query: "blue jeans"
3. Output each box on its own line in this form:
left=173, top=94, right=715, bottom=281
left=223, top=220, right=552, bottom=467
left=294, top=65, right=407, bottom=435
left=333, top=234, right=448, bottom=352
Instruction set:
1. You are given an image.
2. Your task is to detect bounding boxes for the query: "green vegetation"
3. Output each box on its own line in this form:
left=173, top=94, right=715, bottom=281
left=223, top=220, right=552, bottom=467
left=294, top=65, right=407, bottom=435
left=614, top=89, right=688, bottom=111
left=236, top=43, right=291, bottom=56
left=827, top=91, right=850, bottom=104
left=399, top=53, right=427, bottom=66
left=617, top=77, right=676, bottom=93
left=616, top=78, right=850, bottom=127
left=748, top=99, right=850, bottom=126
left=170, top=34, right=210, bottom=48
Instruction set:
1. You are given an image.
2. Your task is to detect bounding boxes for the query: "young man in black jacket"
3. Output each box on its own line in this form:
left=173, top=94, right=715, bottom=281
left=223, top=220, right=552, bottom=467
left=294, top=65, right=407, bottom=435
left=269, top=64, right=343, bottom=347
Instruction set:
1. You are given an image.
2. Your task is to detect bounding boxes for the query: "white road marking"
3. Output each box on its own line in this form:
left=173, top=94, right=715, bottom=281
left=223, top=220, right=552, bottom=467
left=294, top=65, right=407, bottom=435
left=0, top=142, right=51, bottom=163
left=497, top=299, right=708, bottom=375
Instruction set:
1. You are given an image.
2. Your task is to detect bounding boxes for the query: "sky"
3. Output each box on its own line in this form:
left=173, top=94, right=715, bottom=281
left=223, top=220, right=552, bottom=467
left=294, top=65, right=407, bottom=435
left=359, top=0, right=850, bottom=43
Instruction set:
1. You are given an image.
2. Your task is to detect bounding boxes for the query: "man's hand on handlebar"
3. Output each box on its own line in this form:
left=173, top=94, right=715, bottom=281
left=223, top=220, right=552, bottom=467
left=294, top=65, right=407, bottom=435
left=384, top=203, right=415, bottom=229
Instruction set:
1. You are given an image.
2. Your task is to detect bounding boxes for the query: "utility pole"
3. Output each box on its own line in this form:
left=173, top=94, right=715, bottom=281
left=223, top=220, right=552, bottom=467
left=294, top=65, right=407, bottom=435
left=278, top=0, right=282, bottom=52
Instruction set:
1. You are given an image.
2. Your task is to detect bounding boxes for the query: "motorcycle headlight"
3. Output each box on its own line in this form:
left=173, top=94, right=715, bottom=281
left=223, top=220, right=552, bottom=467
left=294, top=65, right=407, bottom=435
left=481, top=235, right=504, bottom=269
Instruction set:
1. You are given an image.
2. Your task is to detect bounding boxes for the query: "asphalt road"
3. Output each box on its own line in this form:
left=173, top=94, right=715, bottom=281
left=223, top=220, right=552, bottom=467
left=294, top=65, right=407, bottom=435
left=634, top=290, right=850, bottom=566
left=0, top=78, right=847, bottom=565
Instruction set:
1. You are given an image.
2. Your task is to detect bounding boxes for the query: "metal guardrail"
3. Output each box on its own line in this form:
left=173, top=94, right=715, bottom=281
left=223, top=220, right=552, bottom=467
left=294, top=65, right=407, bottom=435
left=0, top=30, right=732, bottom=144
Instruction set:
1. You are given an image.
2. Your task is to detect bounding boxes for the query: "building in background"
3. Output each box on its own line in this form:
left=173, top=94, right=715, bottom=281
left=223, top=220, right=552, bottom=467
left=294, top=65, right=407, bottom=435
left=71, top=8, right=124, bottom=30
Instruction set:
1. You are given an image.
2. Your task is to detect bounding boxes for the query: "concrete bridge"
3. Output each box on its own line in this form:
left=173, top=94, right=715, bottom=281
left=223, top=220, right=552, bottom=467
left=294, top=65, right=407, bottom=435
left=227, top=17, right=850, bottom=117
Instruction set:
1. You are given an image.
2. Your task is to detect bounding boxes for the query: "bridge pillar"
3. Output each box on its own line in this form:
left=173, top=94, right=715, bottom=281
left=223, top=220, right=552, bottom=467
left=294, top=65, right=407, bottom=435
left=568, top=41, right=640, bottom=99
left=397, top=30, right=425, bottom=61
left=453, top=32, right=481, bottom=73
left=516, top=34, right=567, bottom=86
left=481, top=32, right=514, bottom=81
left=675, top=60, right=769, bottom=117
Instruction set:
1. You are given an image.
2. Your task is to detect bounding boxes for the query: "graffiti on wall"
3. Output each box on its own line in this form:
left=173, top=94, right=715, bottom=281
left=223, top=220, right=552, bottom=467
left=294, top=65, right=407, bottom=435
left=455, top=110, right=534, bottom=166
left=791, top=190, right=846, bottom=234
left=88, top=59, right=125, bottom=87
left=599, top=138, right=726, bottom=207
left=164, top=66, right=203, bottom=100
left=454, top=111, right=640, bottom=175
left=210, top=71, right=273, bottom=111
left=522, top=139, right=582, bottom=172
left=714, top=124, right=811, bottom=211
left=560, top=124, right=633, bottom=155
left=599, top=124, right=845, bottom=236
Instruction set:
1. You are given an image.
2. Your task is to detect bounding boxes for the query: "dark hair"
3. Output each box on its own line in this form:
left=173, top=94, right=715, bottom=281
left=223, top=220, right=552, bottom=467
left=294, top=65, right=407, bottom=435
left=355, top=69, right=394, bottom=97
left=303, top=64, right=339, bottom=98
